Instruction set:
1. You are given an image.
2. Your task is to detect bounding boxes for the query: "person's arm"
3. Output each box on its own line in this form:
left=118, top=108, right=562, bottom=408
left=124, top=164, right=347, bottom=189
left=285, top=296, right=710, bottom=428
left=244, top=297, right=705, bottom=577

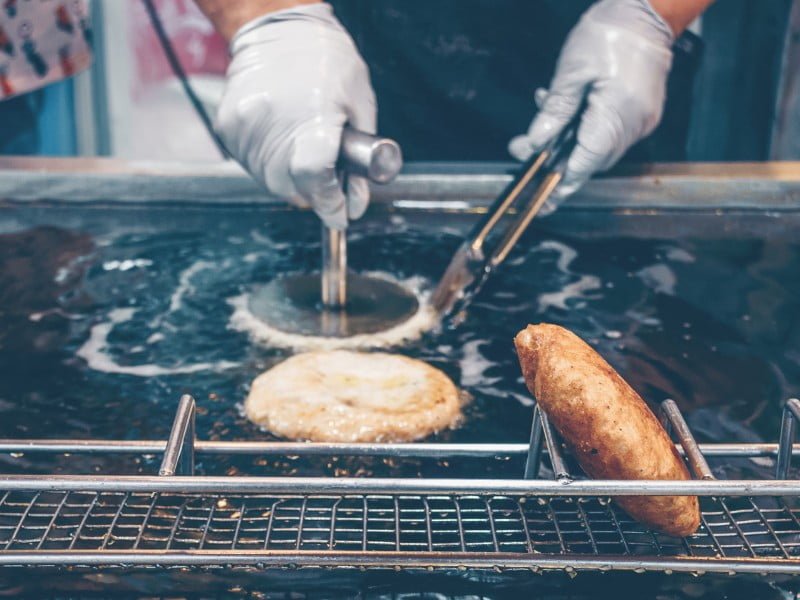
left=509, top=0, right=715, bottom=210
left=650, top=0, right=715, bottom=37
left=194, top=0, right=320, bottom=41
left=193, top=0, right=376, bottom=230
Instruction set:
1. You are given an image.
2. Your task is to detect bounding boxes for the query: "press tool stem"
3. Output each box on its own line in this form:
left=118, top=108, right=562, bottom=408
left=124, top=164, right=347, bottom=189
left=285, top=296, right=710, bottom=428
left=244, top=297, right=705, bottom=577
left=321, top=226, right=347, bottom=307
left=322, top=127, right=404, bottom=309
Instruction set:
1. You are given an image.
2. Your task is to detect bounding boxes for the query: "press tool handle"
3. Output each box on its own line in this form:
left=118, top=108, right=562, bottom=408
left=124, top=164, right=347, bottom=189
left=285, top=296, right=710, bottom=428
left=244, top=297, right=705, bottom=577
left=322, top=127, right=404, bottom=308
left=339, top=127, right=404, bottom=184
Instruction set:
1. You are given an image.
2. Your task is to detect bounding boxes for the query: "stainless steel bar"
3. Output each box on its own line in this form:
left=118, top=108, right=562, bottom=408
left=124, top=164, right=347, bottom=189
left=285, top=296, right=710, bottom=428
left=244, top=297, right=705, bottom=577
left=718, top=498, right=757, bottom=558
left=263, top=498, right=279, bottom=550
left=166, top=500, right=189, bottom=550
left=747, top=497, right=791, bottom=559
left=182, top=400, right=196, bottom=476
left=4, top=475, right=797, bottom=495
left=363, top=497, right=371, bottom=552
left=540, top=412, right=571, bottom=481
left=321, top=225, right=347, bottom=308
left=296, top=496, right=309, bottom=551
left=660, top=404, right=673, bottom=436
left=0, top=440, right=525, bottom=455
left=35, top=492, right=70, bottom=551
left=575, top=501, right=599, bottom=554
left=1, top=440, right=798, bottom=458
left=429, top=154, right=549, bottom=316
left=67, top=493, right=100, bottom=551
left=678, top=521, right=695, bottom=557
left=484, top=497, right=500, bottom=552
left=603, top=501, right=631, bottom=555
left=778, top=496, right=800, bottom=562
left=517, top=499, right=533, bottom=555
left=0, top=440, right=168, bottom=453
left=697, top=504, right=725, bottom=558
left=158, top=395, right=196, bottom=476
left=0, top=550, right=796, bottom=574
left=99, top=492, right=130, bottom=551
left=318, top=128, right=402, bottom=309
left=784, top=398, right=800, bottom=428
left=660, top=400, right=714, bottom=480
left=4, top=158, right=800, bottom=209
left=423, top=497, right=433, bottom=551
left=775, top=399, right=797, bottom=479
left=132, top=496, right=159, bottom=549
left=393, top=497, right=404, bottom=551
left=544, top=499, right=568, bottom=554
left=488, top=171, right=562, bottom=268
left=645, top=525, right=665, bottom=556
left=197, top=501, right=216, bottom=550
left=523, top=406, right=544, bottom=480
left=232, top=499, right=247, bottom=550
left=7, top=491, right=40, bottom=548
left=469, top=151, right=549, bottom=252
left=330, top=498, right=341, bottom=551
left=339, top=128, right=403, bottom=184
left=430, top=148, right=563, bottom=318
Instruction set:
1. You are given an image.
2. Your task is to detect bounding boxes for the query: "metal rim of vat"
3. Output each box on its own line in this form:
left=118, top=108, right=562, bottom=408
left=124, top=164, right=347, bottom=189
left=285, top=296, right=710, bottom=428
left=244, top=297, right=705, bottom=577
left=2, top=158, right=800, bottom=211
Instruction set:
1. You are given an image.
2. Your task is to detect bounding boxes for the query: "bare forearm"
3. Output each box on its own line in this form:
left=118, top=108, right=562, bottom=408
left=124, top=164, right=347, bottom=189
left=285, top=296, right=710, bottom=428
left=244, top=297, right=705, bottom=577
left=650, top=0, right=715, bottom=36
left=194, top=0, right=321, bottom=41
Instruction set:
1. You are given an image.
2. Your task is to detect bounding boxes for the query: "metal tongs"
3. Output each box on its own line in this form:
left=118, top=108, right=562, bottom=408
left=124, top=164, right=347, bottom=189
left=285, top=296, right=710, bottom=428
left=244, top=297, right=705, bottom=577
left=431, top=120, right=579, bottom=322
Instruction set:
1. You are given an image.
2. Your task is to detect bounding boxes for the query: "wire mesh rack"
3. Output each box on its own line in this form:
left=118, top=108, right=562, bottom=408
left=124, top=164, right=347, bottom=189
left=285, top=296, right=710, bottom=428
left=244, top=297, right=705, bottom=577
left=2, top=395, right=800, bottom=575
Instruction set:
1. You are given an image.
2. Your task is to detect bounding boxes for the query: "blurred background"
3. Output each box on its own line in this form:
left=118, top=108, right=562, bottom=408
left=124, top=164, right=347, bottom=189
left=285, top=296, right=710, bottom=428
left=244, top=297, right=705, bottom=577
left=1, top=0, right=799, bottom=163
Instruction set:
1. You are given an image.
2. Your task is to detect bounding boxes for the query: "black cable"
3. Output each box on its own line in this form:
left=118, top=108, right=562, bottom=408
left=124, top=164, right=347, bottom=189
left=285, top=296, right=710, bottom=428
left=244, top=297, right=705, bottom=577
left=141, top=0, right=230, bottom=158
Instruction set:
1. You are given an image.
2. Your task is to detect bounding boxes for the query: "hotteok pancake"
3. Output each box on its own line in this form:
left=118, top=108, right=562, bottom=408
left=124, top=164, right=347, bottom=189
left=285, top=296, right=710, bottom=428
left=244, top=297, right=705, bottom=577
left=245, top=350, right=465, bottom=442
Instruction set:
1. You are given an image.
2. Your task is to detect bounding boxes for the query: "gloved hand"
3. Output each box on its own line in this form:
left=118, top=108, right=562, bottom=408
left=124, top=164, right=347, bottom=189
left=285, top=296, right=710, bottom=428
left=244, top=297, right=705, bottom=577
left=508, top=0, right=674, bottom=213
left=215, top=3, right=376, bottom=230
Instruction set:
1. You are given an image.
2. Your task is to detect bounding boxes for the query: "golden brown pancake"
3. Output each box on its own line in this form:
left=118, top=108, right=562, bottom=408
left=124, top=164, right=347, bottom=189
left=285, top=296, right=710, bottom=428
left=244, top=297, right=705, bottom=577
left=246, top=350, right=465, bottom=442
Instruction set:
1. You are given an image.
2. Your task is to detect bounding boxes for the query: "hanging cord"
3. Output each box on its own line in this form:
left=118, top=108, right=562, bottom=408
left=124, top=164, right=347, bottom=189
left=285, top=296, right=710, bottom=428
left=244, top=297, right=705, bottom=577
left=141, top=0, right=230, bottom=158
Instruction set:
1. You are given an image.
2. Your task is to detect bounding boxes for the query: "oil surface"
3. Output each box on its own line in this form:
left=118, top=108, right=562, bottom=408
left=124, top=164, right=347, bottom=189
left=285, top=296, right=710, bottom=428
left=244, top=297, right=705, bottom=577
left=0, top=203, right=799, bottom=597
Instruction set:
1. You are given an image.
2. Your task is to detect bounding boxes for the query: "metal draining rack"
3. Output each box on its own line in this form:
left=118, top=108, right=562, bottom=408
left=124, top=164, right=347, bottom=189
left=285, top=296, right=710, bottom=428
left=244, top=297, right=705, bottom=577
left=3, top=396, right=800, bottom=576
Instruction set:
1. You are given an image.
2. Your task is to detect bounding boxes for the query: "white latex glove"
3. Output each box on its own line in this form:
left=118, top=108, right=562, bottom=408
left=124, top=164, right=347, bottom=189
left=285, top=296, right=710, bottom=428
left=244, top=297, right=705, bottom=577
left=215, top=3, right=376, bottom=230
left=509, top=0, right=674, bottom=213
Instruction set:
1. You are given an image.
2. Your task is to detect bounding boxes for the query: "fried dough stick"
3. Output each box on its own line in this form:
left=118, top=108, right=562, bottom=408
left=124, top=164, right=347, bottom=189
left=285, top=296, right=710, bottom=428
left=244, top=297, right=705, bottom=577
left=515, top=323, right=700, bottom=537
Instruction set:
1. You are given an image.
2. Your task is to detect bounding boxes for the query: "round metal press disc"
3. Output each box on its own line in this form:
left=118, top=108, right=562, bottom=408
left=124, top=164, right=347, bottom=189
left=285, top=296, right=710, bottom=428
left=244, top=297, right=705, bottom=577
left=248, top=273, right=420, bottom=338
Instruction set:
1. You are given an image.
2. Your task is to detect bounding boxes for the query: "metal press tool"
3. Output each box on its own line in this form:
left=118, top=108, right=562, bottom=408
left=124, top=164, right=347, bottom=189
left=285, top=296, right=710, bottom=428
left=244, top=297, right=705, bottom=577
left=431, top=121, right=578, bottom=321
left=248, top=126, right=411, bottom=338
left=322, top=127, right=404, bottom=307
